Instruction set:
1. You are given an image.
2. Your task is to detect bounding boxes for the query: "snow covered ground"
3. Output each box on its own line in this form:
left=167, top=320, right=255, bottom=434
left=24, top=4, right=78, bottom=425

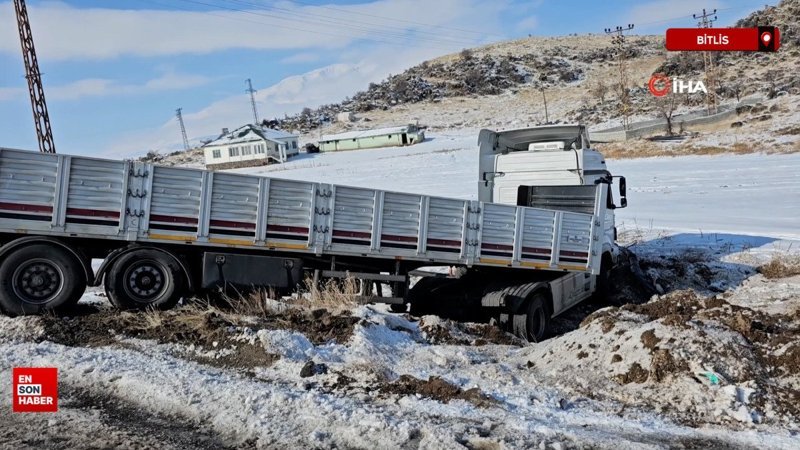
left=2, top=134, right=799, bottom=448
left=232, top=132, right=800, bottom=238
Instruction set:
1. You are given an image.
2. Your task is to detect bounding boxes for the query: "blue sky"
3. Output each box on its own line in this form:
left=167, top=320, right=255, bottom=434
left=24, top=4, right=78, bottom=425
left=0, top=0, right=769, bottom=157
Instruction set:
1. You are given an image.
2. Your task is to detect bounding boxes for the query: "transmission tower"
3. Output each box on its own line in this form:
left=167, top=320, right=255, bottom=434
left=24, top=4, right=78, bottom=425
left=246, top=78, right=259, bottom=125
left=605, top=24, right=635, bottom=131
left=175, top=108, right=190, bottom=151
left=14, top=0, right=55, bottom=153
left=694, top=8, right=718, bottom=114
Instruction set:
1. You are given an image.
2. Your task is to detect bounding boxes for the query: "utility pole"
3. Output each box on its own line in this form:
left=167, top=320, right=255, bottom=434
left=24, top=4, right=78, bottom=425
left=246, top=78, right=259, bottom=125
left=175, top=108, right=190, bottom=151
left=605, top=24, right=635, bottom=131
left=694, top=8, right=718, bottom=114
left=14, top=0, right=55, bottom=153
left=540, top=86, right=549, bottom=124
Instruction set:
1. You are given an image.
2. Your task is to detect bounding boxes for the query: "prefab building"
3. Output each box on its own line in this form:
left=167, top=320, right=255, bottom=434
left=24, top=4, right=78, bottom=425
left=318, top=125, right=425, bottom=152
left=204, top=124, right=299, bottom=170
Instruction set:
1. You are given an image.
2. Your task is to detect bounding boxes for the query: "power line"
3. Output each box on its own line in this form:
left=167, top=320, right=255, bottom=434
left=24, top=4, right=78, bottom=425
left=693, top=8, right=718, bottom=114
left=245, top=78, right=259, bottom=125
left=285, top=0, right=502, bottom=38
left=610, top=3, right=763, bottom=29
left=176, top=107, right=190, bottom=151
left=220, top=0, right=488, bottom=46
left=604, top=24, right=635, bottom=131
left=164, top=0, right=480, bottom=51
left=137, top=0, right=458, bottom=51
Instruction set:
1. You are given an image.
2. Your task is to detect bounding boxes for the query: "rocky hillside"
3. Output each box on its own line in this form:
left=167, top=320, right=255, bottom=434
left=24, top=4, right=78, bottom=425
left=259, top=0, right=798, bottom=146
left=657, top=0, right=800, bottom=98
left=267, top=34, right=664, bottom=133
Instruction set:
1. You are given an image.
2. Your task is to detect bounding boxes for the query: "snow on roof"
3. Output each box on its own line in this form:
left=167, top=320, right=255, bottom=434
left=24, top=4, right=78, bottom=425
left=320, top=125, right=413, bottom=142
left=204, top=124, right=298, bottom=147
left=260, top=127, right=298, bottom=140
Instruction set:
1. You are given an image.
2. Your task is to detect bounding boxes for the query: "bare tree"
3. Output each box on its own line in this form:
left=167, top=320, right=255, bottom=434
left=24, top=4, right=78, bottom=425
left=650, top=93, right=679, bottom=135
left=764, top=70, right=779, bottom=99
left=591, top=80, right=609, bottom=103
left=727, top=80, right=744, bottom=102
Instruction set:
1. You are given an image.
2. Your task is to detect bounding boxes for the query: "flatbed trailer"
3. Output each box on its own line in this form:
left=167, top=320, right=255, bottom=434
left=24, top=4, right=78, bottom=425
left=0, top=128, right=616, bottom=341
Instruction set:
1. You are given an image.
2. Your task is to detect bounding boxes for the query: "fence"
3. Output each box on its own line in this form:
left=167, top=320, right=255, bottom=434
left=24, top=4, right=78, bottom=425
left=589, top=97, right=762, bottom=142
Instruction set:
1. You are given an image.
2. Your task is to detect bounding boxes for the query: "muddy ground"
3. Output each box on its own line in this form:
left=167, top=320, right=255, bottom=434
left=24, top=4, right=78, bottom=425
left=1, top=248, right=799, bottom=448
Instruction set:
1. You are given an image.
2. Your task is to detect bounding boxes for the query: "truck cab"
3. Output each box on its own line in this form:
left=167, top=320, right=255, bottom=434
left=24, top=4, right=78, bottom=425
left=477, top=125, right=626, bottom=265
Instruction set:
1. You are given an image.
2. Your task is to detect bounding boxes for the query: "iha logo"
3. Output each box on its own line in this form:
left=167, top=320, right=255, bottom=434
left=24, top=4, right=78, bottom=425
left=648, top=73, right=708, bottom=96
left=12, top=367, right=58, bottom=413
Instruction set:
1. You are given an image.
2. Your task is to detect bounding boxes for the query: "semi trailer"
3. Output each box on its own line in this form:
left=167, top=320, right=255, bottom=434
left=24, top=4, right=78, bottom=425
left=0, top=125, right=625, bottom=341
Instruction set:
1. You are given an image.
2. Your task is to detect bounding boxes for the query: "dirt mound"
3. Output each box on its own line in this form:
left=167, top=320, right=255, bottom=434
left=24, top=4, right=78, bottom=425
left=570, top=289, right=800, bottom=424
left=418, top=316, right=525, bottom=346
left=637, top=250, right=727, bottom=294
left=380, top=375, right=496, bottom=408
left=41, top=303, right=361, bottom=370
left=606, top=248, right=658, bottom=305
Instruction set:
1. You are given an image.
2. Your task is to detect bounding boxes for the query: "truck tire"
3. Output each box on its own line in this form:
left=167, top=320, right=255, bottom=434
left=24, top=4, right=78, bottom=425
left=512, top=293, right=549, bottom=342
left=389, top=302, right=407, bottom=313
left=0, top=244, right=86, bottom=316
left=105, top=249, right=185, bottom=310
left=591, top=253, right=613, bottom=305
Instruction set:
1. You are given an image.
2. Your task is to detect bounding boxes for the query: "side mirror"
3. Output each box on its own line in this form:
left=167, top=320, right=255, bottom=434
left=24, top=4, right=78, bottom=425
left=617, top=176, right=627, bottom=209
left=482, top=172, right=505, bottom=182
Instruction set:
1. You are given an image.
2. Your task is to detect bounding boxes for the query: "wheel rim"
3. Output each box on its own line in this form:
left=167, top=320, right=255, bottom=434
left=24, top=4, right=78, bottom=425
left=12, top=259, right=65, bottom=305
left=123, top=260, right=166, bottom=303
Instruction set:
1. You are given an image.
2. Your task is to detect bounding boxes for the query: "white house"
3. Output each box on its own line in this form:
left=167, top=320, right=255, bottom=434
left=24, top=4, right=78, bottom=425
left=203, top=124, right=300, bottom=169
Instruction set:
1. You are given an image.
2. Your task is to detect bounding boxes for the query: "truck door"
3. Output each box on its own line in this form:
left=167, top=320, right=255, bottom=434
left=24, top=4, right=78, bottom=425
left=491, top=150, right=582, bottom=205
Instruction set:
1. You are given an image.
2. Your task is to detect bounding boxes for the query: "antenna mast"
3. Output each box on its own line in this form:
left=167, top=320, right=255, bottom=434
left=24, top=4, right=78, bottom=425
left=176, top=108, right=190, bottom=151
left=246, top=78, right=259, bottom=125
left=14, top=0, right=56, bottom=153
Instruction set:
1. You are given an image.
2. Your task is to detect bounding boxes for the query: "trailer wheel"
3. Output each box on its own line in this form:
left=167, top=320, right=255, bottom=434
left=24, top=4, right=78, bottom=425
left=389, top=303, right=407, bottom=313
left=516, top=293, right=549, bottom=343
left=0, top=244, right=86, bottom=316
left=105, top=249, right=185, bottom=310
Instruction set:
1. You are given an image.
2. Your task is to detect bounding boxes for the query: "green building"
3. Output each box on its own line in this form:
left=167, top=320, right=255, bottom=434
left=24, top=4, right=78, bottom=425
left=318, top=125, right=425, bottom=152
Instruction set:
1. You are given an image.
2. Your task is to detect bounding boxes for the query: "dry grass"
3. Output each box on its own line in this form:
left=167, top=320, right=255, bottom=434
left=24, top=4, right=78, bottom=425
left=217, top=287, right=282, bottom=318
left=179, top=277, right=362, bottom=319
left=597, top=136, right=800, bottom=159
left=298, top=277, right=361, bottom=313
left=139, top=307, right=164, bottom=329
left=758, top=255, right=800, bottom=279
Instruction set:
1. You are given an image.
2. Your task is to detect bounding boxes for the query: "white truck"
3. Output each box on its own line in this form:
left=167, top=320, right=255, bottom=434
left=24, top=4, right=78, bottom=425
left=407, top=125, right=627, bottom=340
left=0, top=125, right=625, bottom=341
